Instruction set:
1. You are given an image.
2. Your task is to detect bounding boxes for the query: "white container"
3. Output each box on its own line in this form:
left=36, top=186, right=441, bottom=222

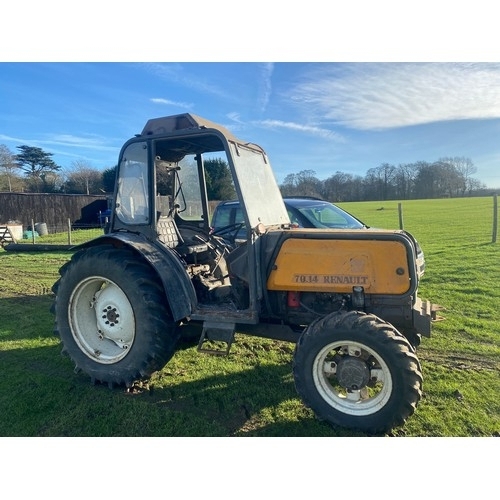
left=6, top=224, right=23, bottom=241
left=34, top=222, right=48, bottom=236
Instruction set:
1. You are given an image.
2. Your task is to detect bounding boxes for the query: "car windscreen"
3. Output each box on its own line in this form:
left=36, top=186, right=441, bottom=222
left=290, top=201, right=365, bottom=229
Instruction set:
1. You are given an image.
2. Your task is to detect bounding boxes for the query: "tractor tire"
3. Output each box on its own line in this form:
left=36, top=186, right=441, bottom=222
left=293, top=310, right=423, bottom=434
left=52, top=244, right=180, bottom=387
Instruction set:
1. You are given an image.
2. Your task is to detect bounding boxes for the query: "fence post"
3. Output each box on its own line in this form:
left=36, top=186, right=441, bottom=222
left=31, top=218, right=35, bottom=244
left=493, top=194, right=498, bottom=244
left=67, top=218, right=72, bottom=245
left=398, top=203, right=404, bottom=230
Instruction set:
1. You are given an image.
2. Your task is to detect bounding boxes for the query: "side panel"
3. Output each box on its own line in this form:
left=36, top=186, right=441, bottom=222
left=267, top=237, right=411, bottom=295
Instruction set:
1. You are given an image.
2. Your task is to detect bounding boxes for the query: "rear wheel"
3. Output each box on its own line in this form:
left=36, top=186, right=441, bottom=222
left=293, top=311, right=423, bottom=434
left=52, top=245, right=180, bottom=387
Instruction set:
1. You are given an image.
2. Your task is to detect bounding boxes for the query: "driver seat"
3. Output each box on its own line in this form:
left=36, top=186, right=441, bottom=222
left=157, top=215, right=208, bottom=257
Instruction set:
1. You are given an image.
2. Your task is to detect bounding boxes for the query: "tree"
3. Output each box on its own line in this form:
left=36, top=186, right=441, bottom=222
left=102, top=166, right=117, bottom=193
left=279, top=169, right=322, bottom=198
left=435, top=160, right=464, bottom=197
left=365, top=163, right=397, bottom=201
left=439, top=156, right=477, bottom=196
left=394, top=163, right=418, bottom=200
left=278, top=155, right=486, bottom=202
left=63, top=160, right=104, bottom=194
left=324, top=171, right=358, bottom=202
left=204, top=158, right=236, bottom=200
left=296, top=170, right=322, bottom=197
left=413, top=160, right=460, bottom=199
left=0, top=144, right=23, bottom=192
left=413, top=161, right=438, bottom=199
left=16, top=145, right=62, bottom=192
left=280, top=173, right=299, bottom=197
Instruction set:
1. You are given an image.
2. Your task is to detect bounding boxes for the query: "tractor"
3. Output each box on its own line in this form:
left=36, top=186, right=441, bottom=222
left=52, top=113, right=439, bottom=433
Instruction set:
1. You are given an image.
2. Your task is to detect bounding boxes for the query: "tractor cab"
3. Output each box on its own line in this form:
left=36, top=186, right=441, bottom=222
left=108, top=113, right=291, bottom=325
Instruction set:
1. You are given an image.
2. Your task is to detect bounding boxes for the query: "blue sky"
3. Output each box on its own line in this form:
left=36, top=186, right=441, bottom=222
left=2, top=62, right=500, bottom=188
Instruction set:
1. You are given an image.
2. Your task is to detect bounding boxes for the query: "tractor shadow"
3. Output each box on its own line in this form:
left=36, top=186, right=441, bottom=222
left=0, top=294, right=379, bottom=437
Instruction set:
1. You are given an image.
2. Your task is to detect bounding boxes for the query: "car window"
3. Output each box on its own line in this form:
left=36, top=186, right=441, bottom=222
left=212, top=204, right=232, bottom=227
left=212, top=204, right=245, bottom=228
left=287, top=200, right=365, bottom=229
left=306, top=205, right=347, bottom=226
left=287, top=209, right=302, bottom=226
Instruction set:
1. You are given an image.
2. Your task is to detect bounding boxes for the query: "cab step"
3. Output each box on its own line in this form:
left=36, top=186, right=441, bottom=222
left=197, top=321, right=235, bottom=356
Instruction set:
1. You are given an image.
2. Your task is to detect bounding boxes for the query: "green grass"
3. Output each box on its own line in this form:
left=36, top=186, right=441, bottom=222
left=1, top=197, right=499, bottom=436
left=16, top=227, right=104, bottom=246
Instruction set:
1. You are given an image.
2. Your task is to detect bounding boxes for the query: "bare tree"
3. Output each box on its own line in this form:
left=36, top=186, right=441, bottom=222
left=0, top=144, right=22, bottom=192
left=324, top=171, right=349, bottom=201
left=280, top=173, right=299, bottom=197
left=63, top=160, right=104, bottom=194
left=365, top=163, right=397, bottom=200
left=295, top=170, right=322, bottom=197
left=394, top=163, right=418, bottom=200
left=440, top=156, right=477, bottom=196
left=281, top=156, right=485, bottom=202
left=281, top=170, right=321, bottom=197
left=323, top=171, right=364, bottom=202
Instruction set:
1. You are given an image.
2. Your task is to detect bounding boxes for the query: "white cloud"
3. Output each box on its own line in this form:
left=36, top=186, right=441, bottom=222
left=0, top=133, right=118, bottom=153
left=150, top=97, right=193, bottom=109
left=257, top=119, right=345, bottom=142
left=44, top=134, right=118, bottom=152
left=226, top=112, right=244, bottom=124
left=290, top=63, right=500, bottom=130
left=258, top=63, right=274, bottom=112
left=143, top=63, right=229, bottom=99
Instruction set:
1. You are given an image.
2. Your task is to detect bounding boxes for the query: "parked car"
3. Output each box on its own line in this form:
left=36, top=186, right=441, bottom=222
left=211, top=196, right=366, bottom=237
left=211, top=196, right=425, bottom=277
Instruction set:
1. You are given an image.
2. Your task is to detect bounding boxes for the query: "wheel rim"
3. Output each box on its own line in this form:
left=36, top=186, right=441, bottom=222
left=68, top=276, right=135, bottom=364
left=312, top=340, right=393, bottom=416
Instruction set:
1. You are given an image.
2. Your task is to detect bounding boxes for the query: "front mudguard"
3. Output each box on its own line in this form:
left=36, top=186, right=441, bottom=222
left=75, top=233, right=197, bottom=322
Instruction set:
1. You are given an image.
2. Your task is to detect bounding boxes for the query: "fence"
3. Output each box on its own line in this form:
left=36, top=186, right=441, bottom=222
left=0, top=192, right=109, bottom=229
left=0, top=220, right=104, bottom=252
left=397, top=195, right=498, bottom=243
left=3, top=195, right=498, bottom=250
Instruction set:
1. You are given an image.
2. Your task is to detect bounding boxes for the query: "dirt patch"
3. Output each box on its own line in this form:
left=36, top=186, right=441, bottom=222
left=419, top=348, right=500, bottom=372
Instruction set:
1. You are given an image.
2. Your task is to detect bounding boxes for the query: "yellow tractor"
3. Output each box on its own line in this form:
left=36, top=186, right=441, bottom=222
left=52, top=114, right=439, bottom=433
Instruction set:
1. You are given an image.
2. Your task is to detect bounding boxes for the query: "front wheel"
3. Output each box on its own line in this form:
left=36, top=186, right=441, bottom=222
left=52, top=245, right=180, bottom=387
left=293, top=311, right=423, bottom=434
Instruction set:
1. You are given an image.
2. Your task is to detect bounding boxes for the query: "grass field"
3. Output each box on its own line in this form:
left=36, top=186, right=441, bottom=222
left=1, top=197, right=499, bottom=438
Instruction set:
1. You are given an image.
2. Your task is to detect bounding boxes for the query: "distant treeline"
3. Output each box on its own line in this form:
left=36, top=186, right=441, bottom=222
left=1, top=143, right=496, bottom=208
left=279, top=158, right=496, bottom=201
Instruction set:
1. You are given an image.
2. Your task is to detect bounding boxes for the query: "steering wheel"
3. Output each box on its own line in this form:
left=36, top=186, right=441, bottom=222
left=211, top=222, right=245, bottom=245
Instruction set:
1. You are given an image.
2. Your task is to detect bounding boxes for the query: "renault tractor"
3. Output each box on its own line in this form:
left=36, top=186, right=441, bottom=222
left=52, top=113, right=439, bottom=433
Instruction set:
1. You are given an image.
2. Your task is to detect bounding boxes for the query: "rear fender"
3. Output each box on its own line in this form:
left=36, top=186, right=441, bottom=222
left=75, top=233, right=196, bottom=322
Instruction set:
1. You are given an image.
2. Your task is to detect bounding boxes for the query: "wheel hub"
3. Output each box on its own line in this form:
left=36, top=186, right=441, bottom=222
left=101, top=305, right=120, bottom=327
left=336, top=356, right=370, bottom=390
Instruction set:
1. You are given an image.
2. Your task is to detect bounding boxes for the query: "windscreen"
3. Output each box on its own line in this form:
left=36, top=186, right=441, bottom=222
left=230, top=143, right=289, bottom=229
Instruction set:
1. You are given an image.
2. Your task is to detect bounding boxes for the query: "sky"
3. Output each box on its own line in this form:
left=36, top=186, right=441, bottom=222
left=1, top=3, right=500, bottom=192
left=2, top=61, right=500, bottom=188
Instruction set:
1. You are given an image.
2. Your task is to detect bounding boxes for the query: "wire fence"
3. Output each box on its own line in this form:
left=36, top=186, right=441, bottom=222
left=4, top=218, right=105, bottom=248
left=2, top=195, right=498, bottom=250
